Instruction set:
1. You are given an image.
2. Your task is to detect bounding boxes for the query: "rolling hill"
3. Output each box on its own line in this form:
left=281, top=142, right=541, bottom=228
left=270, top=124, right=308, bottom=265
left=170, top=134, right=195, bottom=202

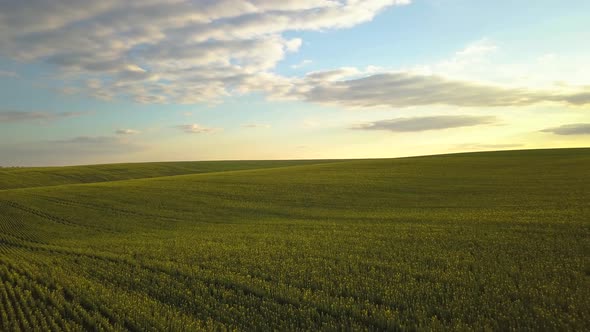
left=0, top=160, right=338, bottom=190
left=0, top=148, right=588, bottom=330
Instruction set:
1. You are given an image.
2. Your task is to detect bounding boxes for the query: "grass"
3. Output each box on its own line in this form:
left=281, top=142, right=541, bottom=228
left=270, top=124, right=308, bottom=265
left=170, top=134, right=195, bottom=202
left=0, top=148, right=588, bottom=330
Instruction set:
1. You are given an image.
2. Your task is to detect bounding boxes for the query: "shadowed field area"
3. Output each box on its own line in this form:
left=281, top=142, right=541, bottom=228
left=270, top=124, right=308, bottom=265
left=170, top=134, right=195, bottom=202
left=0, top=148, right=588, bottom=330
left=0, top=160, right=339, bottom=190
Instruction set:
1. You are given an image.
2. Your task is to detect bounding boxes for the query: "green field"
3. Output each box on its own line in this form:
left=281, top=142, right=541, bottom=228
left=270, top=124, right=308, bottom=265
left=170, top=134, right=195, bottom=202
left=0, top=148, right=588, bottom=331
left=0, top=160, right=338, bottom=190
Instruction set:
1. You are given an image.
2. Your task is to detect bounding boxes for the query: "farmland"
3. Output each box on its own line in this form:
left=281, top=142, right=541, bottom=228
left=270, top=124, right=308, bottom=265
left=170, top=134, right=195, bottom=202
left=0, top=148, right=588, bottom=330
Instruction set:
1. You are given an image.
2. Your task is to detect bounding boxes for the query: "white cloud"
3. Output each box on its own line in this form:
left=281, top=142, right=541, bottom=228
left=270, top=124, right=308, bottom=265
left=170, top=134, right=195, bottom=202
left=0, top=0, right=410, bottom=104
left=427, top=39, right=498, bottom=78
left=285, top=38, right=303, bottom=52
left=115, top=129, right=141, bottom=135
left=424, top=39, right=590, bottom=90
left=291, top=59, right=313, bottom=69
left=455, top=38, right=497, bottom=58
left=176, top=123, right=220, bottom=134
left=4, top=3, right=588, bottom=111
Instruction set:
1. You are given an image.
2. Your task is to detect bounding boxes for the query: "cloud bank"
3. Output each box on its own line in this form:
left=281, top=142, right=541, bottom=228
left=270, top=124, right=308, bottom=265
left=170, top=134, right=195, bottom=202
left=298, top=72, right=590, bottom=109
left=541, top=123, right=590, bottom=135
left=0, top=0, right=410, bottom=104
left=2, top=1, right=588, bottom=111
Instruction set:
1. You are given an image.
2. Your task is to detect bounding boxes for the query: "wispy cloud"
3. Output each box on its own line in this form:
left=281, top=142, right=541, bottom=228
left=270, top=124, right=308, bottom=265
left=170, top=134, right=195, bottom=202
left=176, top=124, right=219, bottom=134
left=291, top=59, right=313, bottom=69
left=352, top=115, right=498, bottom=132
left=455, top=39, right=498, bottom=58
left=54, top=136, right=120, bottom=144
left=115, top=129, right=140, bottom=135
left=305, top=67, right=361, bottom=82
left=0, top=110, right=87, bottom=123
left=241, top=123, right=271, bottom=129
left=455, top=143, right=524, bottom=150
left=49, top=135, right=145, bottom=153
left=0, top=70, right=18, bottom=78
left=540, top=123, right=590, bottom=135
left=1, top=135, right=146, bottom=166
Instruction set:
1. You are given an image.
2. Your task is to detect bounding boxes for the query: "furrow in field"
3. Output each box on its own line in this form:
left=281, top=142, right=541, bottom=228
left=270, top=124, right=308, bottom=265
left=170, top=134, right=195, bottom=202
left=75, top=248, right=395, bottom=330
left=3, top=242, right=266, bottom=328
left=28, top=194, right=187, bottom=223
left=2, top=234, right=376, bottom=329
left=0, top=258, right=122, bottom=331
left=1, top=253, right=138, bottom=331
left=2, top=250, right=216, bottom=331
left=0, top=200, right=118, bottom=235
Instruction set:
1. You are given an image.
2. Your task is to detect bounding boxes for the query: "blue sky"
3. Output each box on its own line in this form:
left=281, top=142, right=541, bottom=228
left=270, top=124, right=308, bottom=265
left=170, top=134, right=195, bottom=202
left=0, top=0, right=589, bottom=166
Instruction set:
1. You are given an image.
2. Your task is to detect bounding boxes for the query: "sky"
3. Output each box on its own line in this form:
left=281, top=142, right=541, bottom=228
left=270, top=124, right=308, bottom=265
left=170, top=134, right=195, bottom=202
left=0, top=0, right=589, bottom=166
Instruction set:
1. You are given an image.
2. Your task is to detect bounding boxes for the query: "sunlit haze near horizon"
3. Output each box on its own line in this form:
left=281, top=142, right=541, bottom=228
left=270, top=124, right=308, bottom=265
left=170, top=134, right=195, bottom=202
left=1, top=0, right=589, bottom=166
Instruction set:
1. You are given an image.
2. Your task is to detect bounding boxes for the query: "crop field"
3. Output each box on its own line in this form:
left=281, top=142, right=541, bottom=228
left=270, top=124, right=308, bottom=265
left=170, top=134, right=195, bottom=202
left=0, top=160, right=337, bottom=190
left=0, top=148, right=588, bottom=331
